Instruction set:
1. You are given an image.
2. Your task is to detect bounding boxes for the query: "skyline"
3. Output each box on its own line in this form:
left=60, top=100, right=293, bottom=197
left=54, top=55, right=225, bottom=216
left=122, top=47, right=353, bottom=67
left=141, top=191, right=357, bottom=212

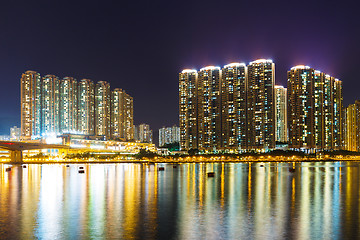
left=179, top=61, right=343, bottom=152
left=1, top=0, right=359, bottom=136
left=0, top=59, right=347, bottom=134
left=1, top=1, right=360, bottom=239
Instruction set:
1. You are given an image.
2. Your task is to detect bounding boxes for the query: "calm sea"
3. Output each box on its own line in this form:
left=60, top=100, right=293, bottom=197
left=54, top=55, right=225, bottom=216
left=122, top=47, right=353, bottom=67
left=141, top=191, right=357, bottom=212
left=0, top=162, right=359, bottom=239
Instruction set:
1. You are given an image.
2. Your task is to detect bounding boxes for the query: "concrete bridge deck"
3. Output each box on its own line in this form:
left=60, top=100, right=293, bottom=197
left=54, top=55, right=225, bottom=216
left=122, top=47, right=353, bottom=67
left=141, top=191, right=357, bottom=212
left=0, top=141, right=70, bottom=163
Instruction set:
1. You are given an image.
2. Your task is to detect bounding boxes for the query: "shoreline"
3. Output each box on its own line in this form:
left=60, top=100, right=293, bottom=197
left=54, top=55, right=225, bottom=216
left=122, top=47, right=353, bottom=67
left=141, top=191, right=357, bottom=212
left=2, top=158, right=360, bottom=164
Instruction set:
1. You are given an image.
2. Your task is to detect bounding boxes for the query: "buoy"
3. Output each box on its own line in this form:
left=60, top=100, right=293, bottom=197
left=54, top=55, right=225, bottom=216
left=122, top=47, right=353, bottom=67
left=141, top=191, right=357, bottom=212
left=5, top=167, right=11, bottom=172
left=79, top=166, right=84, bottom=169
left=79, top=170, right=85, bottom=174
left=22, top=165, right=27, bottom=168
left=260, top=164, right=264, bottom=167
left=66, top=165, right=70, bottom=167
left=207, top=172, right=215, bottom=177
left=173, top=165, right=177, bottom=168
left=159, top=167, right=165, bottom=171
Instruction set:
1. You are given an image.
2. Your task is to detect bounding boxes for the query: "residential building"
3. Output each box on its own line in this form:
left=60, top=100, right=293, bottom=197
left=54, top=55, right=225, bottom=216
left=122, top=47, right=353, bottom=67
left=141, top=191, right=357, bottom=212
left=179, top=69, right=198, bottom=150
left=0, top=135, right=10, bottom=141
left=10, top=126, right=21, bottom=141
left=20, top=70, right=42, bottom=139
left=344, top=101, right=360, bottom=151
left=123, top=92, right=134, bottom=140
left=287, top=65, right=343, bottom=152
left=95, top=81, right=111, bottom=139
left=159, top=125, right=180, bottom=147
left=60, top=77, right=77, bottom=134
left=197, top=66, right=222, bottom=150
left=247, top=59, right=276, bottom=150
left=111, top=88, right=134, bottom=140
left=221, top=63, right=247, bottom=150
left=135, top=124, right=152, bottom=143
left=42, top=74, right=60, bottom=136
left=78, top=79, right=95, bottom=135
left=179, top=59, right=275, bottom=152
left=274, top=85, right=287, bottom=143
left=20, top=71, right=133, bottom=141
left=134, top=125, right=139, bottom=141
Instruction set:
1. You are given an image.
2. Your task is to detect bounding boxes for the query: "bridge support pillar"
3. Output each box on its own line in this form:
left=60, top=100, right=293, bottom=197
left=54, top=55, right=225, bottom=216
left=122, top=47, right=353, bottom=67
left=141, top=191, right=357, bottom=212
left=10, top=150, right=23, bottom=163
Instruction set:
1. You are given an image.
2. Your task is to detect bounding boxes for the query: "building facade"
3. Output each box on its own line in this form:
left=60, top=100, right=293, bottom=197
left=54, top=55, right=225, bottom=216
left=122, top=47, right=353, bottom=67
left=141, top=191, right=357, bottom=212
left=21, top=71, right=134, bottom=141
left=78, top=79, right=95, bottom=135
left=95, top=81, right=111, bottom=139
left=287, top=66, right=343, bottom=152
left=344, top=101, right=360, bottom=151
left=221, top=63, right=247, bottom=151
left=123, top=92, right=134, bottom=140
left=179, top=59, right=275, bottom=152
left=247, top=59, right=276, bottom=150
left=111, top=88, right=134, bottom=140
left=135, top=124, right=152, bottom=143
left=159, top=125, right=180, bottom=147
left=60, top=77, right=78, bottom=134
left=10, top=126, right=21, bottom=141
left=274, top=85, right=288, bottom=143
left=197, top=66, right=222, bottom=150
left=42, top=74, right=60, bottom=136
left=20, top=71, right=42, bottom=139
left=179, top=69, right=198, bottom=150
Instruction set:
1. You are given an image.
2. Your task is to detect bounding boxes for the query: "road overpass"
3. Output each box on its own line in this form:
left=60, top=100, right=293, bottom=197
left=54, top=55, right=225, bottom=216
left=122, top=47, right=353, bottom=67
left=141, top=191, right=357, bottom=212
left=0, top=141, right=70, bottom=163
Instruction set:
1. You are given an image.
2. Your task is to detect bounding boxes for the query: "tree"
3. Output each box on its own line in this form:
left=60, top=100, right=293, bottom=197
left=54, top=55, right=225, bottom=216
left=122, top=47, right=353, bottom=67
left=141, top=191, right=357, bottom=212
left=135, top=148, right=158, bottom=159
left=188, top=148, right=199, bottom=156
left=160, top=142, right=180, bottom=151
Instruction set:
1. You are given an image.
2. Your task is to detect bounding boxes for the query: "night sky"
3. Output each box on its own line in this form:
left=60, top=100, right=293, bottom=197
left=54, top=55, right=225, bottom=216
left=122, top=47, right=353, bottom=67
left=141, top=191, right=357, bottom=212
left=1, top=0, right=359, bottom=141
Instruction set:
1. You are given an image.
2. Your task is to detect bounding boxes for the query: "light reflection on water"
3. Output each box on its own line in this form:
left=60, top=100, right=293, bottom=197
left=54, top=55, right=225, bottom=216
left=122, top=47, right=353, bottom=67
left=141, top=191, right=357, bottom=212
left=0, top=162, right=359, bottom=239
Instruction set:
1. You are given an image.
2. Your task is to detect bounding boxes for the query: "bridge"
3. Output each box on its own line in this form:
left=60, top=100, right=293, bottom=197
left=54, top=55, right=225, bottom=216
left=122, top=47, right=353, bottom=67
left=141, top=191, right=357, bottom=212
left=0, top=141, right=70, bottom=163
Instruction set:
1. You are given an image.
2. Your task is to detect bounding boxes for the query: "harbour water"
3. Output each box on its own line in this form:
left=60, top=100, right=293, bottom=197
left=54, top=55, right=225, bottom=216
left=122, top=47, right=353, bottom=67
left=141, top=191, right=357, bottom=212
left=0, top=162, right=359, bottom=239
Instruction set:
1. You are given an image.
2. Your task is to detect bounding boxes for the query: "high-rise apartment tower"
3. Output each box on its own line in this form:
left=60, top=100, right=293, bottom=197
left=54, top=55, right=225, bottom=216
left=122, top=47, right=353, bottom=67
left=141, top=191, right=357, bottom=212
left=95, top=81, right=111, bottom=139
left=344, top=101, right=360, bottom=151
left=221, top=63, right=247, bottom=151
left=20, top=71, right=42, bottom=139
left=179, top=69, right=198, bottom=150
left=42, top=74, right=60, bottom=136
left=111, top=88, right=134, bottom=140
left=159, top=126, right=180, bottom=147
left=78, top=79, right=95, bottom=135
left=179, top=59, right=275, bottom=152
left=274, top=85, right=288, bottom=143
left=60, top=77, right=77, bottom=134
left=287, top=65, right=343, bottom=152
left=247, top=59, right=276, bottom=150
left=197, top=66, right=222, bottom=150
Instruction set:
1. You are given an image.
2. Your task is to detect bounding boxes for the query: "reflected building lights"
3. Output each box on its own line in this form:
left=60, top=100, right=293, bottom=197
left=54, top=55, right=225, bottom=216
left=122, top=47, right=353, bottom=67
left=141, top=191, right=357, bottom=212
left=0, top=163, right=359, bottom=238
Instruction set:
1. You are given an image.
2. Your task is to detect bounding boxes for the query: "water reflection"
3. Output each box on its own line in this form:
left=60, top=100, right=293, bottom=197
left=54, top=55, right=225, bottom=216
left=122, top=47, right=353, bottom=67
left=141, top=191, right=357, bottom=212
left=0, top=162, right=360, bottom=239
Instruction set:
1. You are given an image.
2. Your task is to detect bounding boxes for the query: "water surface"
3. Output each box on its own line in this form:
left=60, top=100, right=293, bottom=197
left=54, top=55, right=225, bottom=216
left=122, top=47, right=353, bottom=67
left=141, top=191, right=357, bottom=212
left=0, top=162, right=359, bottom=239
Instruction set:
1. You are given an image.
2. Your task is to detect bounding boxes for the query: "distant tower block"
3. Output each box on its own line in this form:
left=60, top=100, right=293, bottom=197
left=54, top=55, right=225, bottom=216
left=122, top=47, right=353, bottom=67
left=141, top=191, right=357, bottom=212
left=275, top=85, right=288, bottom=143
